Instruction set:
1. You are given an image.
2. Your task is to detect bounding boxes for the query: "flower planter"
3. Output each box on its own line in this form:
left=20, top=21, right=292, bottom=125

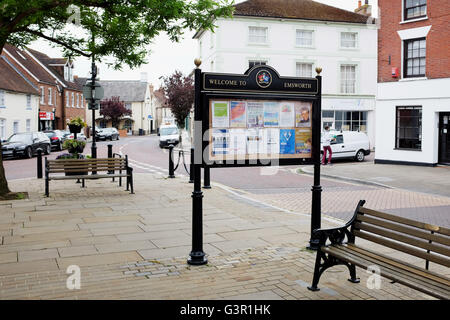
left=68, top=124, right=82, bottom=134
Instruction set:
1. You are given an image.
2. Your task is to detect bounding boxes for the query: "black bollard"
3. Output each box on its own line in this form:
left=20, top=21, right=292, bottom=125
left=107, top=144, right=113, bottom=174
left=168, top=144, right=175, bottom=178
left=189, top=147, right=194, bottom=183
left=36, top=148, right=43, bottom=179
left=203, top=166, right=211, bottom=189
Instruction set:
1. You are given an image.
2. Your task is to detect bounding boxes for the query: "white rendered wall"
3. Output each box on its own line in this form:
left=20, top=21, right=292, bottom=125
left=376, top=77, right=450, bottom=165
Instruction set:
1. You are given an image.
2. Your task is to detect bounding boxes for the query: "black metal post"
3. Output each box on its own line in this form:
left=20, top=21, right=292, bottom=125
left=168, top=144, right=175, bottom=178
left=107, top=144, right=113, bottom=174
left=308, top=72, right=323, bottom=251
left=189, top=147, right=194, bottom=183
left=90, top=50, right=97, bottom=174
left=203, top=166, right=211, bottom=189
left=188, top=61, right=207, bottom=266
left=36, top=148, right=43, bottom=179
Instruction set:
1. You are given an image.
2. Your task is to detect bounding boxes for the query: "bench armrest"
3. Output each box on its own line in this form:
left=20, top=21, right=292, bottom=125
left=311, top=200, right=366, bottom=247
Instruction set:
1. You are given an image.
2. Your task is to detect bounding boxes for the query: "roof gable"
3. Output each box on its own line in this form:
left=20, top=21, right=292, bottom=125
left=99, top=81, right=149, bottom=102
left=0, top=56, right=39, bottom=95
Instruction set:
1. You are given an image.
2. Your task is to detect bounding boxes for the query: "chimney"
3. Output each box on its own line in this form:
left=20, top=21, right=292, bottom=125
left=354, top=0, right=372, bottom=16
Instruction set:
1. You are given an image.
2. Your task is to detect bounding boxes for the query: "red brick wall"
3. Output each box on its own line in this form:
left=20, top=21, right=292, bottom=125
left=378, top=0, right=450, bottom=82
left=64, top=89, right=87, bottom=133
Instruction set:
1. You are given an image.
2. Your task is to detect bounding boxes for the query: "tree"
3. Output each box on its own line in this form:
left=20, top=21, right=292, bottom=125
left=0, top=0, right=234, bottom=196
left=162, top=70, right=194, bottom=129
left=100, top=96, right=131, bottom=129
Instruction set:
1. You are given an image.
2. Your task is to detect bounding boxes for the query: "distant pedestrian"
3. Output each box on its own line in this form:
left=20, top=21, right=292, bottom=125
left=322, top=126, right=333, bottom=165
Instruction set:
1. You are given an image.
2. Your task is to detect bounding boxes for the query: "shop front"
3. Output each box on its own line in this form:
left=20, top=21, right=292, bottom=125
left=39, top=111, right=55, bottom=131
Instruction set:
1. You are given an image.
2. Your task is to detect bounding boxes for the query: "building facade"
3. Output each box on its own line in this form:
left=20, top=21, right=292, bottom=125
left=0, top=56, right=39, bottom=140
left=194, top=0, right=378, bottom=147
left=1, top=45, right=86, bottom=132
left=376, top=0, right=450, bottom=165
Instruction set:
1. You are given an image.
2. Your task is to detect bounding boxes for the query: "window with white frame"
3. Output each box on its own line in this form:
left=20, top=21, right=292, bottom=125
left=26, top=119, right=31, bottom=132
left=0, top=90, right=5, bottom=107
left=80, top=94, right=84, bottom=108
left=296, top=30, right=313, bottom=47
left=26, top=94, right=31, bottom=109
left=296, top=63, right=313, bottom=78
left=404, top=0, right=427, bottom=21
left=249, top=26, right=268, bottom=44
left=340, top=65, right=356, bottom=94
left=48, top=88, right=53, bottom=105
left=40, top=87, right=45, bottom=104
left=13, top=121, right=19, bottom=134
left=71, top=92, right=75, bottom=107
left=66, top=92, right=69, bottom=107
left=76, top=93, right=79, bottom=108
left=248, top=60, right=267, bottom=69
left=0, top=119, right=5, bottom=139
left=341, top=32, right=358, bottom=48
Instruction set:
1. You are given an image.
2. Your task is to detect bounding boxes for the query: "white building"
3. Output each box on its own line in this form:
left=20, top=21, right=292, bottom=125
left=194, top=0, right=378, bottom=147
left=0, top=56, right=39, bottom=140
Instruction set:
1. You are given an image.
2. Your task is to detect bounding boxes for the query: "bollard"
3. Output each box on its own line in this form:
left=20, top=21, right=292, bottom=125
left=189, top=147, right=194, bottom=183
left=203, top=166, right=211, bottom=189
left=168, top=144, right=175, bottom=178
left=107, top=144, right=113, bottom=174
left=36, top=148, right=43, bottom=179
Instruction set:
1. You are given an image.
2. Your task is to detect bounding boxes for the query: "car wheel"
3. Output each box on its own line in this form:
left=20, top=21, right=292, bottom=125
left=58, top=142, right=63, bottom=151
left=356, top=150, right=365, bottom=162
left=45, top=144, right=51, bottom=155
left=25, top=147, right=32, bottom=159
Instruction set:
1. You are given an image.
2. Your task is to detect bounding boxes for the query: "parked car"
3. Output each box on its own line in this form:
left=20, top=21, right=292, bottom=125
left=96, top=128, right=120, bottom=141
left=65, top=132, right=87, bottom=142
left=43, top=130, right=66, bottom=151
left=1, top=132, right=51, bottom=159
left=321, top=130, right=370, bottom=162
left=158, top=125, right=179, bottom=148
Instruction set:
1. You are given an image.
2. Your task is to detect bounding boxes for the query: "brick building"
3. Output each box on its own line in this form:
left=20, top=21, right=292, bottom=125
left=376, top=0, right=450, bottom=165
left=1, top=45, right=86, bottom=132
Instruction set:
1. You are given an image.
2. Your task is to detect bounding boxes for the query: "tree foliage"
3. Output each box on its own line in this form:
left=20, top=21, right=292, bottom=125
left=100, top=96, right=131, bottom=128
left=162, top=70, right=194, bottom=129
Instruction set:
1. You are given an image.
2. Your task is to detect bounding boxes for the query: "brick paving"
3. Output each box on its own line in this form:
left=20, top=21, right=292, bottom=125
left=0, top=173, right=448, bottom=299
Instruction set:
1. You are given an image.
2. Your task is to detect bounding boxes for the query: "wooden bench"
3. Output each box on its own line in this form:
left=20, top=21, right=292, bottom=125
left=45, top=157, right=134, bottom=197
left=308, top=200, right=450, bottom=300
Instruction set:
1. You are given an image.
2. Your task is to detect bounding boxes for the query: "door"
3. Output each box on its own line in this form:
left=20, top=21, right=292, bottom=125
left=330, top=134, right=345, bottom=159
left=439, top=113, right=450, bottom=164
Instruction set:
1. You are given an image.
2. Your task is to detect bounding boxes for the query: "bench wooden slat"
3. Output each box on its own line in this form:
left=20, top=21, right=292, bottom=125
left=330, top=245, right=450, bottom=295
left=49, top=167, right=125, bottom=173
left=322, top=246, right=450, bottom=299
left=353, top=229, right=450, bottom=267
left=49, top=174, right=128, bottom=180
left=354, top=222, right=450, bottom=257
left=359, top=207, right=450, bottom=236
left=356, top=214, right=450, bottom=247
left=345, top=243, right=450, bottom=287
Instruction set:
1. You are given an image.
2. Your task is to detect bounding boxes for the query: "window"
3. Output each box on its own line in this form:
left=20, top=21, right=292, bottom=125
left=80, top=94, right=84, bottom=108
left=76, top=93, right=79, bottom=108
left=296, top=63, right=313, bottom=78
left=40, top=87, right=45, bottom=104
left=396, top=106, right=422, bottom=150
left=64, top=65, right=69, bottom=81
left=26, top=94, right=31, bottom=109
left=340, top=65, right=356, bottom=94
left=296, top=30, right=313, bottom=47
left=66, top=92, right=70, bottom=107
left=0, top=90, right=4, bottom=107
left=248, top=60, right=267, bottom=69
left=404, top=38, right=426, bottom=78
left=325, top=111, right=368, bottom=133
left=249, top=26, right=268, bottom=44
left=0, top=119, right=5, bottom=139
left=71, top=92, right=75, bottom=107
left=13, top=121, right=19, bottom=134
left=26, top=119, right=31, bottom=132
left=341, top=32, right=358, bottom=48
left=125, top=103, right=132, bottom=110
left=48, top=88, right=52, bottom=105
left=404, top=0, right=427, bottom=20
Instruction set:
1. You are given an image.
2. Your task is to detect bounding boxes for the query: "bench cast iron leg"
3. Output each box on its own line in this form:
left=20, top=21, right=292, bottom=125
left=45, top=178, right=49, bottom=197
left=128, top=168, right=134, bottom=194
left=308, top=251, right=323, bottom=291
left=347, top=264, right=360, bottom=283
left=82, top=179, right=85, bottom=188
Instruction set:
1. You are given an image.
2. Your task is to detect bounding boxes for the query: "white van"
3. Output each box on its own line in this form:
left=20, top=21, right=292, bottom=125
left=321, top=130, right=371, bottom=162
left=158, top=125, right=179, bottom=148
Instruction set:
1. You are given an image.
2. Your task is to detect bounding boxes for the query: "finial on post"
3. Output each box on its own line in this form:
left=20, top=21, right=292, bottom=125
left=315, top=67, right=322, bottom=75
left=194, top=58, right=202, bottom=68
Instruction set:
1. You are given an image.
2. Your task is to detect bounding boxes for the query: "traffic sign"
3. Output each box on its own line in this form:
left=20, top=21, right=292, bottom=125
left=82, top=81, right=104, bottom=101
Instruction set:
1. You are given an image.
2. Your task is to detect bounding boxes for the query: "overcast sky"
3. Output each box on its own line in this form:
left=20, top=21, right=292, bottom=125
left=29, top=0, right=378, bottom=88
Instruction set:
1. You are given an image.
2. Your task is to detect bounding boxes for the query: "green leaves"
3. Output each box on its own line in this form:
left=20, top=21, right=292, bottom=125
left=0, top=0, right=234, bottom=69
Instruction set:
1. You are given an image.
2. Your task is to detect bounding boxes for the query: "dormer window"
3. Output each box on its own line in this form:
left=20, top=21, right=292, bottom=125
left=64, top=61, right=74, bottom=82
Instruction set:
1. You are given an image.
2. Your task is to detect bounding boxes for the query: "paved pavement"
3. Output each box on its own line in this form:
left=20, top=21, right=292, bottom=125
left=0, top=174, right=445, bottom=300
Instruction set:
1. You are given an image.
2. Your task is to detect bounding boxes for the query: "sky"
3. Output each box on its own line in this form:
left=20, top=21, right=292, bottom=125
left=29, top=0, right=378, bottom=88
